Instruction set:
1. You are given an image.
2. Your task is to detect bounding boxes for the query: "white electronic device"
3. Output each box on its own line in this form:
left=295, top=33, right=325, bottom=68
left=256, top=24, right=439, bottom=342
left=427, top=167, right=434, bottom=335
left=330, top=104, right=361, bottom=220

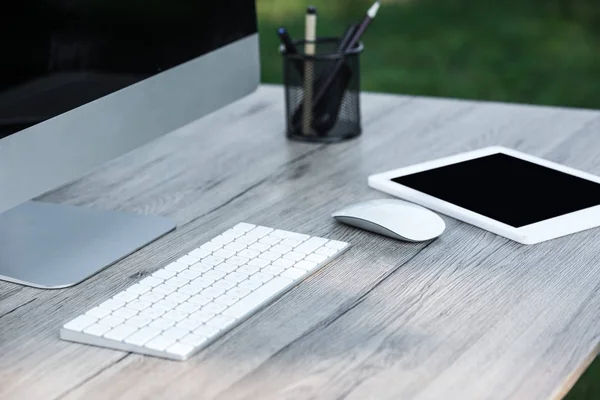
left=332, top=199, right=445, bottom=242
left=60, top=223, right=349, bottom=360
left=368, top=146, right=600, bottom=245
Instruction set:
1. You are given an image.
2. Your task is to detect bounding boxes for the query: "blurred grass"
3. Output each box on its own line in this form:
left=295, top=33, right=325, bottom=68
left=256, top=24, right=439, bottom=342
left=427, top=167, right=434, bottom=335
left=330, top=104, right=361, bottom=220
left=257, top=0, right=600, bottom=398
left=257, top=0, right=600, bottom=109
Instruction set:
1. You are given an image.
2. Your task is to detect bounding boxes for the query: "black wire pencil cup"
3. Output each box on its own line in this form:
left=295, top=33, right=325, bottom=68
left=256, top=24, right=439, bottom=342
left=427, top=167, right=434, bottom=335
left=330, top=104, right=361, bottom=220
left=281, top=37, right=364, bottom=143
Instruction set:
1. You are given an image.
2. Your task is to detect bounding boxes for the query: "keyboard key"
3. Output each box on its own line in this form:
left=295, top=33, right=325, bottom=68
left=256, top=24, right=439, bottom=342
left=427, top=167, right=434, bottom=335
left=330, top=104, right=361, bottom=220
left=233, top=223, right=255, bottom=232
left=236, top=235, right=258, bottom=245
left=83, top=323, right=112, bottom=337
left=189, top=248, right=213, bottom=259
left=140, top=276, right=164, bottom=288
left=165, top=292, right=191, bottom=304
left=138, top=292, right=165, bottom=304
left=178, top=269, right=203, bottom=281
left=152, top=284, right=178, bottom=296
left=165, top=261, right=189, bottom=272
left=175, top=302, right=202, bottom=314
left=213, top=294, right=239, bottom=306
left=238, top=279, right=263, bottom=290
left=259, top=235, right=281, bottom=245
left=214, top=263, right=237, bottom=273
left=214, top=249, right=236, bottom=259
left=189, top=262, right=214, bottom=273
left=180, top=334, right=208, bottom=347
left=237, top=265, right=260, bottom=275
left=112, top=307, right=138, bottom=319
left=148, top=318, right=176, bottom=330
left=137, top=307, right=165, bottom=320
left=221, top=229, right=245, bottom=239
left=205, top=315, right=236, bottom=330
left=165, top=276, right=190, bottom=288
left=113, top=291, right=138, bottom=303
left=125, top=300, right=152, bottom=312
left=249, top=242, right=271, bottom=252
left=162, top=311, right=189, bottom=323
left=295, top=260, right=318, bottom=271
left=281, top=268, right=306, bottom=280
left=248, top=258, right=270, bottom=268
left=248, top=226, right=273, bottom=238
left=249, top=272, right=274, bottom=283
left=63, top=315, right=98, bottom=332
left=176, top=255, right=200, bottom=266
left=191, top=276, right=215, bottom=287
left=225, top=242, right=246, bottom=252
left=314, top=246, right=338, bottom=256
left=272, top=258, right=295, bottom=269
left=306, top=253, right=328, bottom=263
left=203, top=270, right=226, bottom=281
left=227, top=286, right=251, bottom=299
left=104, top=324, right=139, bottom=341
left=162, top=326, right=190, bottom=340
left=325, top=240, right=348, bottom=250
left=203, top=302, right=226, bottom=314
left=294, top=237, right=329, bottom=255
left=145, top=335, right=177, bottom=351
left=282, top=252, right=305, bottom=262
left=238, top=249, right=260, bottom=259
left=126, top=316, right=153, bottom=328
left=280, top=239, right=303, bottom=248
left=98, top=315, right=125, bottom=328
left=166, top=343, right=196, bottom=358
left=124, top=327, right=162, bottom=346
left=227, top=256, right=250, bottom=266
left=189, top=310, right=216, bottom=323
left=258, top=251, right=279, bottom=262
left=270, top=244, right=292, bottom=254
left=86, top=307, right=112, bottom=319
left=203, top=256, right=226, bottom=266
left=152, top=299, right=179, bottom=311
left=193, top=325, right=221, bottom=338
left=211, top=235, right=234, bottom=245
left=126, top=284, right=152, bottom=296
left=269, top=230, right=289, bottom=239
left=263, top=264, right=286, bottom=275
left=99, top=299, right=126, bottom=311
left=213, top=279, right=237, bottom=290
left=223, top=277, right=293, bottom=319
left=176, top=318, right=204, bottom=332
left=152, top=269, right=176, bottom=280
left=187, top=294, right=212, bottom=306
left=225, top=271, right=248, bottom=283
left=178, top=284, right=204, bottom=295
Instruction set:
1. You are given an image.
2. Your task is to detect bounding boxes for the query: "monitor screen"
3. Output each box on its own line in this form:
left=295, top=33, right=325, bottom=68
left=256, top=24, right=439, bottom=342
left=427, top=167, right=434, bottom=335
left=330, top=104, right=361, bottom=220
left=0, top=0, right=257, bottom=139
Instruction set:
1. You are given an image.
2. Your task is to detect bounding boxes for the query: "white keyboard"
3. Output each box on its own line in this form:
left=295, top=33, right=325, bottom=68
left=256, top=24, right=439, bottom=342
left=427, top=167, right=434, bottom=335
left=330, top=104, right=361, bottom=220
left=60, top=223, right=349, bottom=360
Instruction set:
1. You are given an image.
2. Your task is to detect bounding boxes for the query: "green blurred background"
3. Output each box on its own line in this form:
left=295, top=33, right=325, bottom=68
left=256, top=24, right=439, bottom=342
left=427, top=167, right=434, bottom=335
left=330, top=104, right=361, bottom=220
left=258, top=0, right=600, bottom=109
left=258, top=0, right=599, bottom=398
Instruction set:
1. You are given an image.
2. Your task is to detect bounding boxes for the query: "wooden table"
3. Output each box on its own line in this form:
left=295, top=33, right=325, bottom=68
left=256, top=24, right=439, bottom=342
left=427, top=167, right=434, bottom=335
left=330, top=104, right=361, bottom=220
left=1, top=85, right=599, bottom=400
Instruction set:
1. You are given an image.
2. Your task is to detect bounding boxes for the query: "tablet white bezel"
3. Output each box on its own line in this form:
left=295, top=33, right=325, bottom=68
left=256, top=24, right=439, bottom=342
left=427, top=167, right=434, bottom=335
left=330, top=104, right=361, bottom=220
left=368, top=146, right=600, bottom=245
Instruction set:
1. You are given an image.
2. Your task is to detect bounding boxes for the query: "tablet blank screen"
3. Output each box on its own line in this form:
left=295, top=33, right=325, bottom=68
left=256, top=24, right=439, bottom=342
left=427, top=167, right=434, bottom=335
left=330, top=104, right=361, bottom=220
left=392, top=153, right=600, bottom=228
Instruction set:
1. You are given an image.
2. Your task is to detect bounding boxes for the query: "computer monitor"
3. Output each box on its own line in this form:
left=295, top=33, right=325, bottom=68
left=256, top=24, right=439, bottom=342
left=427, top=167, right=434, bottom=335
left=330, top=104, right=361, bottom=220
left=0, top=1, right=260, bottom=288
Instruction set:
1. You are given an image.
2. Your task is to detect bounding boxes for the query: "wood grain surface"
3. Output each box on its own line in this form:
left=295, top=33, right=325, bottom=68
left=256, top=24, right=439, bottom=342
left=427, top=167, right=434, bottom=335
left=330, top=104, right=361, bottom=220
left=1, top=85, right=599, bottom=400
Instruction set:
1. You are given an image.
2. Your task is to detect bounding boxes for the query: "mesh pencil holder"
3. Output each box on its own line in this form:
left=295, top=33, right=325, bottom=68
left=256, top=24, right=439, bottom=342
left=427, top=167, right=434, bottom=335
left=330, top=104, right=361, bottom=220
left=281, top=37, right=364, bottom=143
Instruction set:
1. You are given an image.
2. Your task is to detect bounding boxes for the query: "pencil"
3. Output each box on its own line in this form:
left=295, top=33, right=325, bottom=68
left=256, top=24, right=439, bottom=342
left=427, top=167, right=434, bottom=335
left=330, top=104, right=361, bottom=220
left=302, top=6, right=317, bottom=136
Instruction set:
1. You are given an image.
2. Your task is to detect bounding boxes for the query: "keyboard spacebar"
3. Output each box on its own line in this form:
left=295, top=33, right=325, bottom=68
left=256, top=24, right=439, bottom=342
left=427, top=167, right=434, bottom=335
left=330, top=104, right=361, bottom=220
left=223, top=277, right=294, bottom=319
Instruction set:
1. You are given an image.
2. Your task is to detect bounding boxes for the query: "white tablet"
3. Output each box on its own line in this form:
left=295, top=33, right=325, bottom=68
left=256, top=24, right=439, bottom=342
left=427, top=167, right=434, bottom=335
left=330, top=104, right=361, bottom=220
left=368, top=146, right=600, bottom=244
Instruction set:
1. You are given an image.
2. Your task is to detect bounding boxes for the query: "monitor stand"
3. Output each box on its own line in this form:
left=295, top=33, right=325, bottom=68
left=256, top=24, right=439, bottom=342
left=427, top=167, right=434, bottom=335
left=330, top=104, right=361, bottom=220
left=0, top=201, right=175, bottom=289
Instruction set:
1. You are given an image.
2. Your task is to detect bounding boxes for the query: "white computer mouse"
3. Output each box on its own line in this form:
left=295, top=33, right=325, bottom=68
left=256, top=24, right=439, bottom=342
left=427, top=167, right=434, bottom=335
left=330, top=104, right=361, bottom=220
left=332, top=199, right=446, bottom=242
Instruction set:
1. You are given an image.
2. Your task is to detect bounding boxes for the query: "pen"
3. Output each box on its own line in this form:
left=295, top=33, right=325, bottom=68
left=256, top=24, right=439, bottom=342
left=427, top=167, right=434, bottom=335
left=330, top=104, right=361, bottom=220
left=277, top=27, right=298, bottom=55
left=312, top=1, right=381, bottom=112
left=302, top=6, right=317, bottom=136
